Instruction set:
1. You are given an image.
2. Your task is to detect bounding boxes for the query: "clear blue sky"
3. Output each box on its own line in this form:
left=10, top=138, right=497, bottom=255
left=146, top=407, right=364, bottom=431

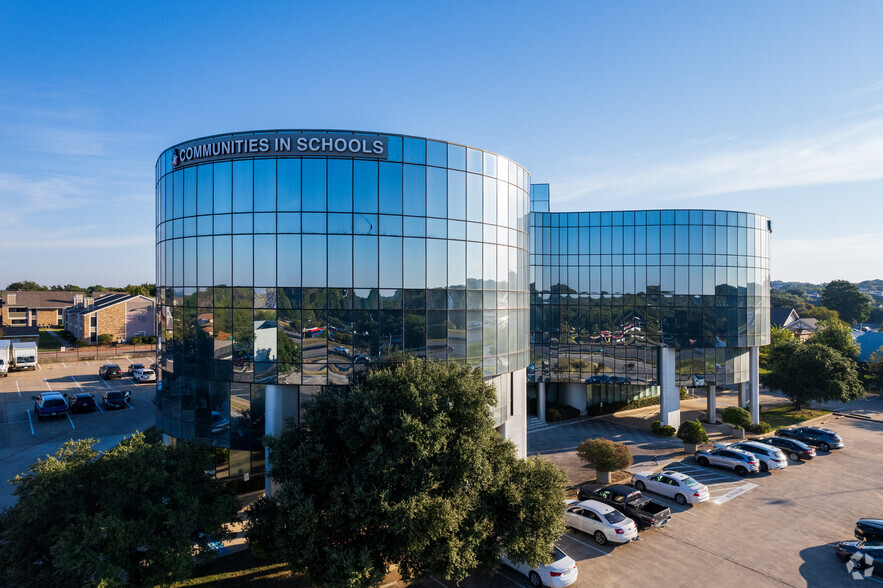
left=1, top=1, right=881, bottom=286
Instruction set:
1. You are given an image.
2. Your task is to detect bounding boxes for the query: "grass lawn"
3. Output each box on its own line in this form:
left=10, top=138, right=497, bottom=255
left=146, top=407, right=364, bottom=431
left=759, top=403, right=830, bottom=429
left=38, top=329, right=63, bottom=351
left=173, top=550, right=307, bottom=587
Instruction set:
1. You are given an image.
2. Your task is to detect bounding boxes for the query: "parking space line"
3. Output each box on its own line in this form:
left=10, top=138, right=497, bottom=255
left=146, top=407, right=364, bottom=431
left=126, top=377, right=137, bottom=385
left=99, top=376, right=112, bottom=390
left=494, top=571, right=526, bottom=587
left=66, top=413, right=76, bottom=430
left=85, top=361, right=91, bottom=366
left=16, top=380, right=21, bottom=397
left=429, top=577, right=447, bottom=587
left=561, top=532, right=612, bottom=556
left=648, top=495, right=698, bottom=516
left=44, top=379, right=53, bottom=392
left=26, top=411, right=34, bottom=435
left=37, top=363, right=42, bottom=370
left=710, top=482, right=757, bottom=505
left=62, top=362, right=67, bottom=368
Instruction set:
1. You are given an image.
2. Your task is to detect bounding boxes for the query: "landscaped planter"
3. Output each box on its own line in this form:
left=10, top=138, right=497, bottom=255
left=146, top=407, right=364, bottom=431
left=731, top=427, right=746, bottom=439
left=683, top=442, right=699, bottom=454
left=596, top=470, right=613, bottom=484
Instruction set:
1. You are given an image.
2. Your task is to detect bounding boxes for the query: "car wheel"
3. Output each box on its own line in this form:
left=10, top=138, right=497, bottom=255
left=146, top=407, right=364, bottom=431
left=759, top=461, right=768, bottom=472
left=789, top=452, right=800, bottom=461
left=675, top=493, right=687, bottom=505
left=635, top=480, right=646, bottom=492
left=528, top=571, right=543, bottom=587
left=594, top=530, right=608, bottom=545
left=735, top=466, right=748, bottom=476
left=697, top=456, right=709, bottom=467
left=819, top=442, right=830, bottom=452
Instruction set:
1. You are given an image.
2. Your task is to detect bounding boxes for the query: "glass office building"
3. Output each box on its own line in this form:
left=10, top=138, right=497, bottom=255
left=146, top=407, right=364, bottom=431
left=155, top=130, right=531, bottom=481
left=155, top=130, right=770, bottom=484
left=528, top=204, right=770, bottom=420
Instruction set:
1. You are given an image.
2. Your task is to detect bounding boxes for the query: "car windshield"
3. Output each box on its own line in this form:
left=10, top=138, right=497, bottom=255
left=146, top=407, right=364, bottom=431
left=682, top=477, right=700, bottom=488
left=604, top=511, right=626, bottom=524
left=551, top=547, right=566, bottom=561
left=44, top=399, right=65, bottom=408
left=107, top=391, right=124, bottom=400
left=141, top=370, right=154, bottom=375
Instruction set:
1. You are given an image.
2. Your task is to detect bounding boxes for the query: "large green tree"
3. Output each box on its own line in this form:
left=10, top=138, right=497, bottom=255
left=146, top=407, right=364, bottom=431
left=0, top=432, right=238, bottom=587
left=759, top=325, right=793, bottom=369
left=761, top=338, right=864, bottom=410
left=807, top=319, right=860, bottom=360
left=821, top=280, right=873, bottom=325
left=246, top=358, right=567, bottom=587
left=5, top=280, right=48, bottom=291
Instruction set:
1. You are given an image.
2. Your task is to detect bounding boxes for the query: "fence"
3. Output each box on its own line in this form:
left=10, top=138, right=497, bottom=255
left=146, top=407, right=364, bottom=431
left=37, top=345, right=157, bottom=363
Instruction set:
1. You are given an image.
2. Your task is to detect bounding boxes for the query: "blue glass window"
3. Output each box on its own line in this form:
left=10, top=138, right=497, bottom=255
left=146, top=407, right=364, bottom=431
left=277, top=235, right=301, bottom=286
left=379, top=237, right=403, bottom=289
left=327, top=235, right=353, bottom=288
left=197, top=164, right=213, bottom=215
left=213, top=162, right=232, bottom=214
left=277, top=159, right=301, bottom=211
left=379, top=162, right=402, bottom=215
left=426, top=140, right=446, bottom=167
left=232, top=235, right=252, bottom=286
left=354, top=160, right=378, bottom=213
left=426, top=167, right=447, bottom=218
left=403, top=137, right=426, bottom=164
left=328, top=159, right=352, bottom=212
left=403, top=165, right=426, bottom=216
left=232, top=160, right=253, bottom=213
left=447, top=170, right=466, bottom=220
left=403, top=238, right=426, bottom=289
left=353, top=236, right=378, bottom=288
left=302, top=235, right=327, bottom=286
left=254, top=159, right=276, bottom=212
left=302, top=159, right=326, bottom=211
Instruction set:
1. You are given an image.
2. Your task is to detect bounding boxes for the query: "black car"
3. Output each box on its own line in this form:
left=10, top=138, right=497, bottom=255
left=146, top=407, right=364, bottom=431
left=99, top=364, right=123, bottom=380
left=754, top=436, right=816, bottom=461
left=127, top=363, right=145, bottom=376
left=103, top=389, right=131, bottom=409
left=835, top=541, right=883, bottom=578
left=68, top=393, right=97, bottom=414
left=776, top=426, right=844, bottom=451
left=855, top=519, right=883, bottom=542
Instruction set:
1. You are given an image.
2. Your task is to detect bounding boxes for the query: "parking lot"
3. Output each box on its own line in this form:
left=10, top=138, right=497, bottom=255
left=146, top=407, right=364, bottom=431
left=0, top=357, right=156, bottom=508
left=425, top=398, right=883, bottom=588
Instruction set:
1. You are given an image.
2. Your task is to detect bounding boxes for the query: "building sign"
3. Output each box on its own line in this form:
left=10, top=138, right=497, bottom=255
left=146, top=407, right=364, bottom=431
left=172, top=132, right=388, bottom=167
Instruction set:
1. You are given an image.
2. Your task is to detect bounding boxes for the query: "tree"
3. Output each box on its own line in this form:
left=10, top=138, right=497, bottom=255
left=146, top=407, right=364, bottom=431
left=868, top=347, right=883, bottom=389
left=97, top=333, right=114, bottom=346
left=676, top=420, right=709, bottom=444
left=245, top=358, right=568, bottom=587
left=0, top=432, right=238, bottom=587
left=125, top=283, right=157, bottom=297
left=807, top=319, right=860, bottom=360
left=760, top=326, right=793, bottom=369
left=721, top=406, right=751, bottom=429
left=770, top=288, right=809, bottom=312
left=821, top=280, right=873, bottom=325
left=761, top=338, right=865, bottom=410
left=576, top=438, right=633, bottom=472
left=799, top=305, right=840, bottom=322
left=6, top=280, right=47, bottom=291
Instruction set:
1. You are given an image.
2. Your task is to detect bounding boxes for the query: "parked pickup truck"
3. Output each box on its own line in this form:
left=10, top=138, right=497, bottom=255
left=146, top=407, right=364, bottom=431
left=578, top=484, right=672, bottom=529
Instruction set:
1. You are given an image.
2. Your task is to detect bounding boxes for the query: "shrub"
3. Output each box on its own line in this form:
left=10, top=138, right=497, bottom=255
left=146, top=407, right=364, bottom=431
left=546, top=403, right=580, bottom=421
left=680, top=387, right=689, bottom=400
left=748, top=421, right=773, bottom=434
left=677, top=419, right=709, bottom=444
left=576, top=438, right=633, bottom=472
left=721, top=406, right=752, bottom=428
left=145, top=335, right=157, bottom=344
left=130, top=336, right=143, bottom=345
left=76, top=339, right=88, bottom=347
left=651, top=420, right=675, bottom=437
left=97, top=334, right=114, bottom=346
left=546, top=408, right=562, bottom=422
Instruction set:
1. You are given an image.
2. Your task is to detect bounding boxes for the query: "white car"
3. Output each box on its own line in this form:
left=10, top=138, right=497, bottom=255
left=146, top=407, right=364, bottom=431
left=134, top=368, right=156, bottom=382
left=502, top=547, right=578, bottom=587
left=564, top=499, right=638, bottom=545
left=632, top=470, right=710, bottom=505
left=727, top=441, right=788, bottom=472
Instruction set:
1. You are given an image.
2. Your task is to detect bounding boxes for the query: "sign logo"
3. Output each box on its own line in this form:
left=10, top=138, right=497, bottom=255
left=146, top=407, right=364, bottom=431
left=846, top=550, right=875, bottom=581
left=170, top=132, right=388, bottom=168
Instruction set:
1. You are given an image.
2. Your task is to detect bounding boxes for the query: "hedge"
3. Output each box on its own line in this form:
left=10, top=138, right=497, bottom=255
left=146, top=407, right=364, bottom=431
left=577, top=438, right=633, bottom=472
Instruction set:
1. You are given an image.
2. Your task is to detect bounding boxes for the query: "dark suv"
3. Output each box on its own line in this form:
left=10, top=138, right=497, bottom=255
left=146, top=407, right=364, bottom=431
left=33, top=392, right=68, bottom=421
left=99, top=364, right=123, bottom=380
left=755, top=436, right=816, bottom=461
left=776, top=426, right=844, bottom=451
left=68, top=393, right=97, bottom=414
left=103, top=389, right=131, bottom=409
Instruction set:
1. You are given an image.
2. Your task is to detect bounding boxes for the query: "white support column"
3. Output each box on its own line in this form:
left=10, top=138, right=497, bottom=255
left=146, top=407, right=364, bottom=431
left=739, top=382, right=749, bottom=409
left=658, top=347, right=680, bottom=429
left=706, top=384, right=716, bottom=424
left=537, top=381, right=546, bottom=422
left=265, top=384, right=298, bottom=497
left=749, top=346, right=760, bottom=424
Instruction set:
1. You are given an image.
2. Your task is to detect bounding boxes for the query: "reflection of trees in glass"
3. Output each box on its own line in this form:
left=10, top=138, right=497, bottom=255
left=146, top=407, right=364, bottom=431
left=232, top=309, right=254, bottom=360
left=404, top=311, right=425, bottom=350
left=277, top=333, right=302, bottom=374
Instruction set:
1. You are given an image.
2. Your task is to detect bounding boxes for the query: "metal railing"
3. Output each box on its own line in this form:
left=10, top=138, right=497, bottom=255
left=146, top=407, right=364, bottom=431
left=36, top=344, right=157, bottom=363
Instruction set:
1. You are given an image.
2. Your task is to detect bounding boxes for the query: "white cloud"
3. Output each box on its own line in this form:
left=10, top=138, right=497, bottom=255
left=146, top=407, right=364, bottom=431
left=0, top=172, right=97, bottom=217
left=554, top=115, right=883, bottom=205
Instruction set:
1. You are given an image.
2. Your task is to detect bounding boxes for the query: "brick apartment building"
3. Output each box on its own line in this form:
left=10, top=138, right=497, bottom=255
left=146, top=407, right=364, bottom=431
left=0, top=291, right=81, bottom=328
left=64, top=293, right=156, bottom=344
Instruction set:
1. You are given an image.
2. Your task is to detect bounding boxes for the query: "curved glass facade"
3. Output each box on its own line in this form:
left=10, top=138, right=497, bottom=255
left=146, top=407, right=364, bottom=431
left=529, top=209, right=771, bottom=402
left=155, top=131, right=531, bottom=477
